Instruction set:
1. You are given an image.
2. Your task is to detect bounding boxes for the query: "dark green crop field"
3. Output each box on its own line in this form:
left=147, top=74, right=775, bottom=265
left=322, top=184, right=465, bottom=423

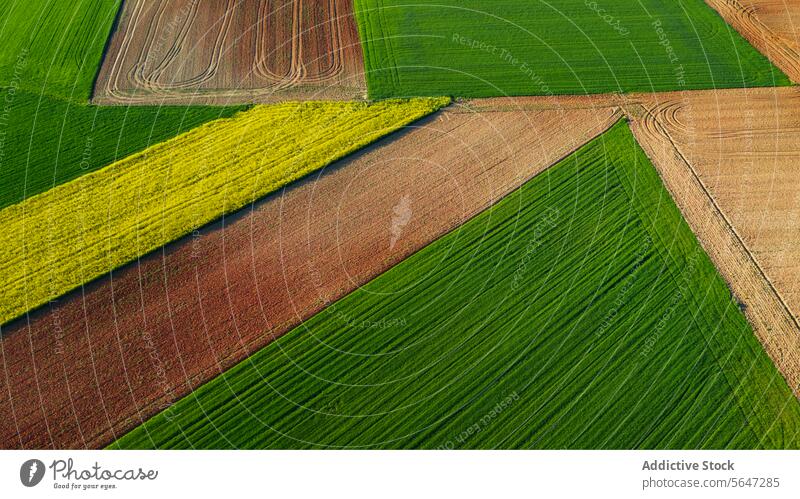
left=0, top=1, right=245, bottom=209
left=113, top=121, right=800, bottom=450
left=354, top=0, right=791, bottom=98
left=0, top=90, right=244, bottom=210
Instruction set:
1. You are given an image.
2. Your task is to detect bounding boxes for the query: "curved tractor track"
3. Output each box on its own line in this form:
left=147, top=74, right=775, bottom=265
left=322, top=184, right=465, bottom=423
left=94, top=0, right=365, bottom=104
left=628, top=87, right=800, bottom=395
left=130, top=0, right=237, bottom=92
left=254, top=0, right=346, bottom=88
left=705, top=0, right=800, bottom=82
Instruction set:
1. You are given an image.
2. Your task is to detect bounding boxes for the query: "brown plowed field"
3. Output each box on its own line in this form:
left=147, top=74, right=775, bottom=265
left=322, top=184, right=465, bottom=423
left=628, top=87, right=800, bottom=393
left=0, top=104, right=621, bottom=449
left=706, top=0, right=800, bottom=82
left=93, top=0, right=366, bottom=104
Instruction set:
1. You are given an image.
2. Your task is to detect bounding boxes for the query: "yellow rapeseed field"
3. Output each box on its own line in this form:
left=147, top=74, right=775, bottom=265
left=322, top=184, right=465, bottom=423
left=0, top=98, right=449, bottom=324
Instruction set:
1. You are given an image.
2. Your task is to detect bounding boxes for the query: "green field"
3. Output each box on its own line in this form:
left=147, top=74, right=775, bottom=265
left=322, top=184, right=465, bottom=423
left=354, top=0, right=791, bottom=98
left=0, top=90, right=244, bottom=210
left=0, top=0, right=121, bottom=101
left=0, top=98, right=447, bottom=326
left=0, top=1, right=245, bottom=209
left=113, top=121, right=800, bottom=449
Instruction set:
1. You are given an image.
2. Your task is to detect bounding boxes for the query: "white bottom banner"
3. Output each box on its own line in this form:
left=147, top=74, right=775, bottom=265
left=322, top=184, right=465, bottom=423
left=0, top=450, right=797, bottom=498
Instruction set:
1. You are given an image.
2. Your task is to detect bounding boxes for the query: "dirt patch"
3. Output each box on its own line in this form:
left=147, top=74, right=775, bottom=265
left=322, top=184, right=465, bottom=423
left=0, top=103, right=621, bottom=449
left=93, top=0, right=366, bottom=104
left=628, top=86, right=800, bottom=395
left=705, top=0, right=800, bottom=82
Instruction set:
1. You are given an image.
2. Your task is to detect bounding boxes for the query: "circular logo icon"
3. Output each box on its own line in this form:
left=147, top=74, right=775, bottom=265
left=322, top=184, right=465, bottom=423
left=20, top=459, right=45, bottom=487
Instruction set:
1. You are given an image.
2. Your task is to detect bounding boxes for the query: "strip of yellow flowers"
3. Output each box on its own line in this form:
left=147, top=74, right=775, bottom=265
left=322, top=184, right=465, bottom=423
left=0, top=98, right=449, bottom=324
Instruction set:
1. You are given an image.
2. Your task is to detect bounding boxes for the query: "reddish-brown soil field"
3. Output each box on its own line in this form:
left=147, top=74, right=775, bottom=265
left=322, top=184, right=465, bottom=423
left=0, top=104, right=621, bottom=449
left=93, top=0, right=366, bottom=104
left=706, top=0, right=800, bottom=82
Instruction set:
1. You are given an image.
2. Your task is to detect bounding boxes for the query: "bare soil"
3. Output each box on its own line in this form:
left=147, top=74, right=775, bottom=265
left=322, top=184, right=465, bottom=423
left=93, top=0, right=366, bottom=104
left=0, top=103, right=621, bottom=449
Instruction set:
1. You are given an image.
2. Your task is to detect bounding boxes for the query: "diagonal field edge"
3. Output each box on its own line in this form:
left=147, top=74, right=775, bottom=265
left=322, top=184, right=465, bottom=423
left=0, top=103, right=620, bottom=449
left=704, top=0, right=800, bottom=82
left=111, top=119, right=800, bottom=449
left=0, top=98, right=447, bottom=328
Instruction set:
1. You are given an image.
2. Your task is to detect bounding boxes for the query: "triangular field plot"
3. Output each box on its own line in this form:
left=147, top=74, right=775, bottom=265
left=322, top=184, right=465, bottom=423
left=113, top=120, right=800, bottom=449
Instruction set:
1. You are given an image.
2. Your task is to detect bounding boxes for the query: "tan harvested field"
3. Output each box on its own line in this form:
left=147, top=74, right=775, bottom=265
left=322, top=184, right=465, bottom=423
left=706, top=0, right=800, bottom=82
left=485, top=88, right=800, bottom=395
left=0, top=104, right=621, bottom=449
left=630, top=87, right=800, bottom=393
left=469, top=88, right=800, bottom=395
left=93, top=0, right=366, bottom=104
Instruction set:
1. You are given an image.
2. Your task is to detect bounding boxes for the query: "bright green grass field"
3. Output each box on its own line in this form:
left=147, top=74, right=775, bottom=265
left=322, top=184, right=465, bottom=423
left=0, top=0, right=120, bottom=102
left=0, top=1, right=246, bottom=209
left=354, top=0, right=791, bottom=98
left=113, top=121, right=800, bottom=449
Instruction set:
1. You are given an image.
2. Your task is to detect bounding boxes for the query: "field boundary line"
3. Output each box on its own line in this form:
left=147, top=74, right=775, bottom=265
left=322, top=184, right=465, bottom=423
left=88, top=104, right=621, bottom=448
left=705, top=0, right=800, bottom=82
left=627, top=104, right=800, bottom=397
left=92, top=0, right=367, bottom=105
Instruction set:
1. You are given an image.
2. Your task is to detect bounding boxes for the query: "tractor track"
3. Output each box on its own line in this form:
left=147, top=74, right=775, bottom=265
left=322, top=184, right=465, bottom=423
left=93, top=0, right=365, bottom=105
left=705, top=0, right=800, bottom=82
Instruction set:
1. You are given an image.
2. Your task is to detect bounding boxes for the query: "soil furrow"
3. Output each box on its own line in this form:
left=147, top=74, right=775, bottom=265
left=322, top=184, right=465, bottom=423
left=93, top=0, right=366, bottom=105
left=627, top=87, right=800, bottom=396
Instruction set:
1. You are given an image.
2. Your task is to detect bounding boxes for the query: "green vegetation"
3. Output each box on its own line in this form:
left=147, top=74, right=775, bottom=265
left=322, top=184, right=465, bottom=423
left=0, top=98, right=448, bottom=326
left=354, top=0, right=791, bottom=98
left=113, top=121, right=800, bottom=449
left=0, top=90, right=244, bottom=210
left=0, top=1, right=245, bottom=208
left=0, top=0, right=121, bottom=101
